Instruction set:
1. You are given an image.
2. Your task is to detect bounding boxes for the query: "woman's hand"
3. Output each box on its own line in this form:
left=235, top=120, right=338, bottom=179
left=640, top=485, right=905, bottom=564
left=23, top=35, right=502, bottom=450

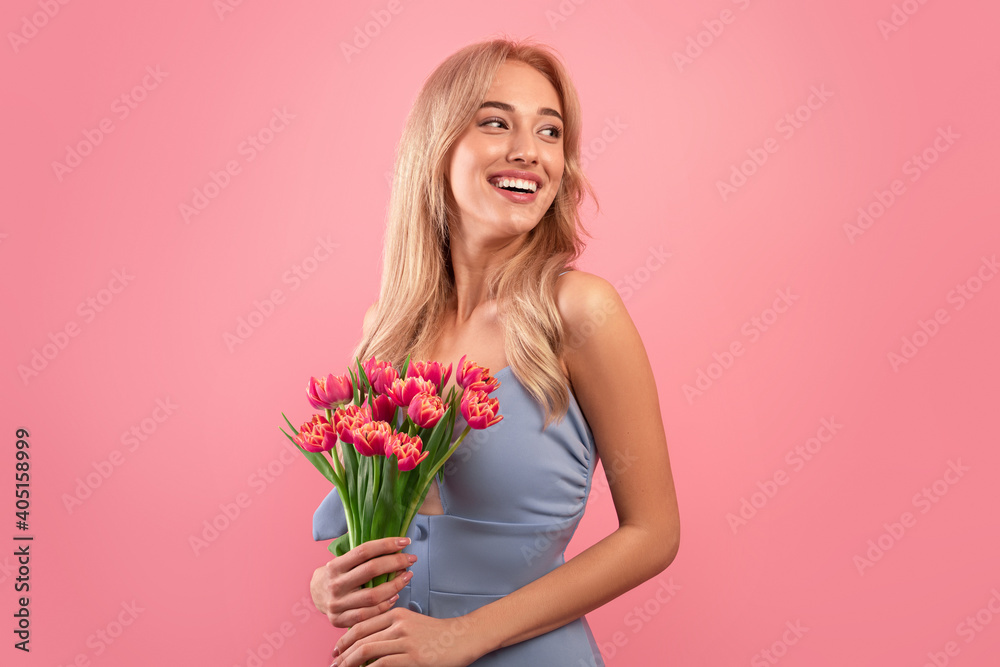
left=332, top=607, right=488, bottom=667
left=311, top=536, right=417, bottom=628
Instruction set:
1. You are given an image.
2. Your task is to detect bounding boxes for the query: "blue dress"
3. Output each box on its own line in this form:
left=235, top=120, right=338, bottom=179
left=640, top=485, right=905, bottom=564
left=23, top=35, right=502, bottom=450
left=312, top=364, right=606, bottom=666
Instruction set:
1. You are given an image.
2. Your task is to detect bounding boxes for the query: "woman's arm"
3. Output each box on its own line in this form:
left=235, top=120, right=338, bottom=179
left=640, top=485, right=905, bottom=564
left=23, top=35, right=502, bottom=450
left=464, top=270, right=681, bottom=650
left=332, top=272, right=680, bottom=665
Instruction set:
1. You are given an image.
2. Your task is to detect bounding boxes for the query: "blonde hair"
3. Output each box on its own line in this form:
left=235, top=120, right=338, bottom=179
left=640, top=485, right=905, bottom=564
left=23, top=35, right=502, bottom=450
left=352, top=35, right=599, bottom=429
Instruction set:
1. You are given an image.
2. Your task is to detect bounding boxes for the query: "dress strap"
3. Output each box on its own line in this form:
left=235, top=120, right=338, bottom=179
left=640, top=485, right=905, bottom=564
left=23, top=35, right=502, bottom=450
left=558, top=269, right=572, bottom=276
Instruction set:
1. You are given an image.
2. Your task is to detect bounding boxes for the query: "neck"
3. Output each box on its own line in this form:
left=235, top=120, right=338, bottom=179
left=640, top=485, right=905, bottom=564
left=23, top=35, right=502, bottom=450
left=447, top=227, right=526, bottom=323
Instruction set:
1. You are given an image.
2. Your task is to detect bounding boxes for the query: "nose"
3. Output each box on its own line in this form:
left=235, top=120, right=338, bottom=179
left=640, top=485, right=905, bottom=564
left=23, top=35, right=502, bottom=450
left=507, top=123, right=538, bottom=165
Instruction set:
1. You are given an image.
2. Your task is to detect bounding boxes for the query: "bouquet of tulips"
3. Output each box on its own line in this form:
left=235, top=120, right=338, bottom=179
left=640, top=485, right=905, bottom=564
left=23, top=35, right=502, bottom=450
left=281, top=354, right=502, bottom=585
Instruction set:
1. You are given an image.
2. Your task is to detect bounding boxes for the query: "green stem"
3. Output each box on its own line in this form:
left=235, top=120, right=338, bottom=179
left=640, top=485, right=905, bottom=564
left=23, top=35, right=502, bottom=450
left=399, top=424, right=472, bottom=534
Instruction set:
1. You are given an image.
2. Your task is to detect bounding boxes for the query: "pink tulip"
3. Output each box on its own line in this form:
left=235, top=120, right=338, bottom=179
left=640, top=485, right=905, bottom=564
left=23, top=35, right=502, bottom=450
left=351, top=420, right=394, bottom=457
left=466, top=377, right=501, bottom=395
left=460, top=387, right=503, bottom=429
left=391, top=432, right=429, bottom=471
left=332, top=404, right=371, bottom=445
left=386, top=376, right=438, bottom=408
left=371, top=393, right=397, bottom=423
left=407, top=392, right=445, bottom=429
left=307, top=373, right=353, bottom=411
left=362, top=356, right=400, bottom=395
left=406, top=359, right=452, bottom=389
left=456, top=354, right=481, bottom=388
left=293, top=414, right=337, bottom=453
left=457, top=355, right=501, bottom=394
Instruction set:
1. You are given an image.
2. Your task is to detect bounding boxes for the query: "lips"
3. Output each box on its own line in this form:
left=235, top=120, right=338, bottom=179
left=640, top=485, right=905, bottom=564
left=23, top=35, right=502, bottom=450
left=488, top=177, right=537, bottom=194
left=487, top=170, right=542, bottom=192
left=488, top=179, right=539, bottom=203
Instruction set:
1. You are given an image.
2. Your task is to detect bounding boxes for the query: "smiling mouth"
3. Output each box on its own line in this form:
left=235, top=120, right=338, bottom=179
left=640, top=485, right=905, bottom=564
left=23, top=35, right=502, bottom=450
left=488, top=177, right=539, bottom=194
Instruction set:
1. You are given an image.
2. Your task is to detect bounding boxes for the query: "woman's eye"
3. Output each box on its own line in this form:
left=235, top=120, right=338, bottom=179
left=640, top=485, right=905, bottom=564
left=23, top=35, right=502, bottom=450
left=481, top=117, right=562, bottom=139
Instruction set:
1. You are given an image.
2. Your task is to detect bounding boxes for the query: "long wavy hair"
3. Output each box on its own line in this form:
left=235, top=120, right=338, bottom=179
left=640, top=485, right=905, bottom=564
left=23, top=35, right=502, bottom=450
left=351, top=36, right=599, bottom=429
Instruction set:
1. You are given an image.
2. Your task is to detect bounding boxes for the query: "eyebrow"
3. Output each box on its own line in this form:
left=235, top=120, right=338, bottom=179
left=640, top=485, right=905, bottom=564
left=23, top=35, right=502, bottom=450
left=479, top=100, right=563, bottom=122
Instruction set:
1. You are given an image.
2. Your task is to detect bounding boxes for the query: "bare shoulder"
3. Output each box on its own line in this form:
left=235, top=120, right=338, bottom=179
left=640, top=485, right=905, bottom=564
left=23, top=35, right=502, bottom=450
left=553, top=270, right=642, bottom=386
left=555, top=271, right=631, bottom=350
left=554, top=270, right=626, bottom=346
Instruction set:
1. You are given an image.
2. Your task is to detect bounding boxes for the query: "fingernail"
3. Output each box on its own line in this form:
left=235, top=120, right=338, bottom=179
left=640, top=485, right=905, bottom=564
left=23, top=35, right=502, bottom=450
left=389, top=594, right=399, bottom=603
left=407, top=554, right=418, bottom=563
left=333, top=646, right=340, bottom=657
left=404, top=570, right=414, bottom=581
left=397, top=537, right=411, bottom=546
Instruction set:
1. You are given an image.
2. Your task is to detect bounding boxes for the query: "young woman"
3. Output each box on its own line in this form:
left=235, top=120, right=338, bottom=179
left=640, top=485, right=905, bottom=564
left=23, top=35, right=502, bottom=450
left=310, top=36, right=680, bottom=667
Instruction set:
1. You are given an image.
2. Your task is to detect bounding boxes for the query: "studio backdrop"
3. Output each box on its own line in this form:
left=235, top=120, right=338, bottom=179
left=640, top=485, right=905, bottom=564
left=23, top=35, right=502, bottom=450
left=4, top=1, right=999, bottom=665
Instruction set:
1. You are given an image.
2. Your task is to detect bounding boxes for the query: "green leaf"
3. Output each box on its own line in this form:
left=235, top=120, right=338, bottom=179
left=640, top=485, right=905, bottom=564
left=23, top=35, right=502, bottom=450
left=356, top=357, right=371, bottom=396
left=341, top=442, right=360, bottom=545
left=423, top=405, right=454, bottom=462
left=281, top=412, right=300, bottom=435
left=284, top=434, right=340, bottom=486
left=400, top=352, right=411, bottom=380
left=346, top=367, right=357, bottom=404
left=372, top=455, right=399, bottom=538
left=361, top=456, right=375, bottom=544
left=327, top=532, right=352, bottom=557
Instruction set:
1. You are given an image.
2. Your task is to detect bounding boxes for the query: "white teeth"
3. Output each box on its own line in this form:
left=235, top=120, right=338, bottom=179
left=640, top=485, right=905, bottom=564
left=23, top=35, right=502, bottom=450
left=490, top=177, right=537, bottom=193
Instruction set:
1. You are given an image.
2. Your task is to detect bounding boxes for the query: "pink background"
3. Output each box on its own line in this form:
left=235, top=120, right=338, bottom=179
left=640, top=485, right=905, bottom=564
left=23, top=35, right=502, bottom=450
left=4, top=1, right=999, bottom=665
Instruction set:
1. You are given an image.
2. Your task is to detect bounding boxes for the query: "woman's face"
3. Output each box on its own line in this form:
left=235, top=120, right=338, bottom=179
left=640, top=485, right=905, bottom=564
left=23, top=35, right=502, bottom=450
left=444, top=60, right=565, bottom=243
